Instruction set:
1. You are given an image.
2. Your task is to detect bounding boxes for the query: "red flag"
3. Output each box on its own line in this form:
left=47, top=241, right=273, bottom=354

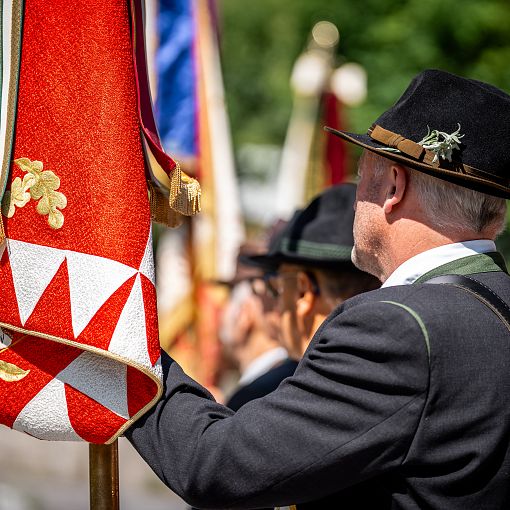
left=0, top=0, right=199, bottom=443
left=322, top=91, right=348, bottom=186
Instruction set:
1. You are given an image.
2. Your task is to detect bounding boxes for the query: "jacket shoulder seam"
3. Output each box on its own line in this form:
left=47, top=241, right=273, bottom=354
left=379, top=300, right=430, bottom=362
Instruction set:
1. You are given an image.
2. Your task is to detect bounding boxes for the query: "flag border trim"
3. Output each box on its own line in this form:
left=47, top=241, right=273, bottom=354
left=0, top=320, right=163, bottom=444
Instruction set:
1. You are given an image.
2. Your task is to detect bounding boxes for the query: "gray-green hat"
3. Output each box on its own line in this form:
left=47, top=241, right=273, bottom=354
left=242, top=183, right=356, bottom=272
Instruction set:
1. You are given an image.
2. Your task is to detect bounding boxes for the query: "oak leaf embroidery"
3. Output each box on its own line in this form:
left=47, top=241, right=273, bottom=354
left=1, top=174, right=34, bottom=217
left=0, top=330, right=29, bottom=383
left=1, top=158, right=67, bottom=229
left=0, top=359, right=30, bottom=382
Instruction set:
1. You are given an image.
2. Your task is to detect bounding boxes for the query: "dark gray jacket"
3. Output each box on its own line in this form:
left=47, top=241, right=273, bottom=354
left=127, top=253, right=510, bottom=509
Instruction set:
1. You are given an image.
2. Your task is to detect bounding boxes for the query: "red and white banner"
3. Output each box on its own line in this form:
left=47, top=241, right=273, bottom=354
left=0, top=0, right=199, bottom=443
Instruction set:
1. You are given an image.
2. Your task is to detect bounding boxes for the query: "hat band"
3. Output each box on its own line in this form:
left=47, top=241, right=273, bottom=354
left=368, top=124, right=510, bottom=189
left=280, top=238, right=353, bottom=261
left=368, top=124, right=439, bottom=166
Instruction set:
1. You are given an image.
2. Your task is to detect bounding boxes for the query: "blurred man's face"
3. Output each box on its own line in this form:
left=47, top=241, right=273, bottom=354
left=269, top=264, right=310, bottom=360
left=220, top=281, right=282, bottom=368
left=220, top=283, right=253, bottom=359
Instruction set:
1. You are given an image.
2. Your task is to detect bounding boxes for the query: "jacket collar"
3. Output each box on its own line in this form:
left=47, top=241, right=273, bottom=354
left=382, top=240, right=498, bottom=288
left=414, top=251, right=507, bottom=284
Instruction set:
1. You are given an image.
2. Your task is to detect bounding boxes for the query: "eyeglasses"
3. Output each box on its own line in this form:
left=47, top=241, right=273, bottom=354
left=246, top=273, right=286, bottom=299
left=248, top=271, right=320, bottom=298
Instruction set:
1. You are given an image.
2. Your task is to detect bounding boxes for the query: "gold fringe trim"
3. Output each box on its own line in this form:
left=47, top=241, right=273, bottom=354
left=148, top=161, right=201, bottom=228
left=0, top=218, right=5, bottom=245
left=168, top=162, right=201, bottom=216
left=148, top=181, right=183, bottom=228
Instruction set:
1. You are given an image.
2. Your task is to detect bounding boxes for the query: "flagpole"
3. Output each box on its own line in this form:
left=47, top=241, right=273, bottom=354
left=89, top=441, right=120, bottom=510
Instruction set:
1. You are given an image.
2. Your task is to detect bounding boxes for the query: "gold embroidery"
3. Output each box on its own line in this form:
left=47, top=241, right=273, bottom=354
left=0, top=359, right=29, bottom=382
left=1, top=158, right=67, bottom=229
left=0, top=0, right=24, bottom=246
left=0, top=329, right=30, bottom=382
left=1, top=173, right=33, bottom=217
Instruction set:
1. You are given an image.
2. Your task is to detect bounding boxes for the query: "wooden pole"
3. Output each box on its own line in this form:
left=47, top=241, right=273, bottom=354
left=89, top=441, right=120, bottom=510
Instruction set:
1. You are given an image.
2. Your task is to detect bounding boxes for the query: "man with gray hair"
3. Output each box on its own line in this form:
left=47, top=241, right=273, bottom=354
left=127, top=69, right=510, bottom=509
left=351, top=150, right=506, bottom=283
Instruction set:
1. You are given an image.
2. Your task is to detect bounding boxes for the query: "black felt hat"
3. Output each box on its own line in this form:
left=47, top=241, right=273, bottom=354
left=242, top=183, right=357, bottom=272
left=325, top=69, right=510, bottom=199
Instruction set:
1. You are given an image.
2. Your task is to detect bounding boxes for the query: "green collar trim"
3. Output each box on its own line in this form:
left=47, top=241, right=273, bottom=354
left=280, top=238, right=352, bottom=260
left=414, top=252, right=508, bottom=284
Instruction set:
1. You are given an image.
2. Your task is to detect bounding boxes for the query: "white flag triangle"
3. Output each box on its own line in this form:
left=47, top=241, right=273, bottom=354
left=7, top=239, right=66, bottom=325
left=139, top=227, right=155, bottom=284
left=67, top=251, right=137, bottom=338
left=57, top=351, right=129, bottom=419
left=13, top=378, right=82, bottom=441
left=108, top=274, right=151, bottom=368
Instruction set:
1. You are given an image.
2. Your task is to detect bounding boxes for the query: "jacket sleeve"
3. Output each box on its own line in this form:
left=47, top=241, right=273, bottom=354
left=125, top=300, right=430, bottom=509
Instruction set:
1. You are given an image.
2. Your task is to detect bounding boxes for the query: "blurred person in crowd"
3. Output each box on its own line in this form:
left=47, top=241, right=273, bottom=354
left=243, top=183, right=380, bottom=361
left=220, top=277, right=297, bottom=411
left=192, top=261, right=296, bottom=510
left=236, top=183, right=380, bottom=509
left=127, top=70, right=510, bottom=509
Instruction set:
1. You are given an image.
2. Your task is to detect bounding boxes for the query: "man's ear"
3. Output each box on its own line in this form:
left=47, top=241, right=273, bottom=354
left=383, top=163, right=407, bottom=214
left=296, top=273, right=317, bottom=319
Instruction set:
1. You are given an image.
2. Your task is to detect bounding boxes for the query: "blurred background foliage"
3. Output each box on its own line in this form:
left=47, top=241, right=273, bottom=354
left=218, top=0, right=510, bottom=255
left=219, top=0, right=510, bottom=148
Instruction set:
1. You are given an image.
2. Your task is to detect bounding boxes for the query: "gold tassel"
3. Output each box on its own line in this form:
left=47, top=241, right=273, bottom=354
left=168, top=162, right=201, bottom=216
left=148, top=182, right=183, bottom=228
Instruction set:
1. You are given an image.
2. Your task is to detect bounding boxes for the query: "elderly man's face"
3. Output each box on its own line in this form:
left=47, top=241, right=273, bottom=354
left=351, top=151, right=387, bottom=278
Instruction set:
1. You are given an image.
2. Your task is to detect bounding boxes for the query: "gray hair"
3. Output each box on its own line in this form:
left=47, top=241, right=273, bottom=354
left=369, top=152, right=507, bottom=236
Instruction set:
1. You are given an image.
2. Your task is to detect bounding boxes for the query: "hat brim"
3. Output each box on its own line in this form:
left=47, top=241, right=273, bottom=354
left=325, top=127, right=510, bottom=199
left=239, top=253, right=282, bottom=272
left=240, top=252, right=358, bottom=273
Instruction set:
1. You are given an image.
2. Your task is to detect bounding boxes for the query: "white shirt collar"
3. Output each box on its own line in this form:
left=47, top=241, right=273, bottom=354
left=381, top=240, right=496, bottom=288
left=238, top=347, right=288, bottom=386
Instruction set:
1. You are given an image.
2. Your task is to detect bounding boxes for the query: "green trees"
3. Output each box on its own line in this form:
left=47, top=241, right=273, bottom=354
left=219, top=0, right=510, bottom=147
left=219, top=0, right=510, bottom=253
